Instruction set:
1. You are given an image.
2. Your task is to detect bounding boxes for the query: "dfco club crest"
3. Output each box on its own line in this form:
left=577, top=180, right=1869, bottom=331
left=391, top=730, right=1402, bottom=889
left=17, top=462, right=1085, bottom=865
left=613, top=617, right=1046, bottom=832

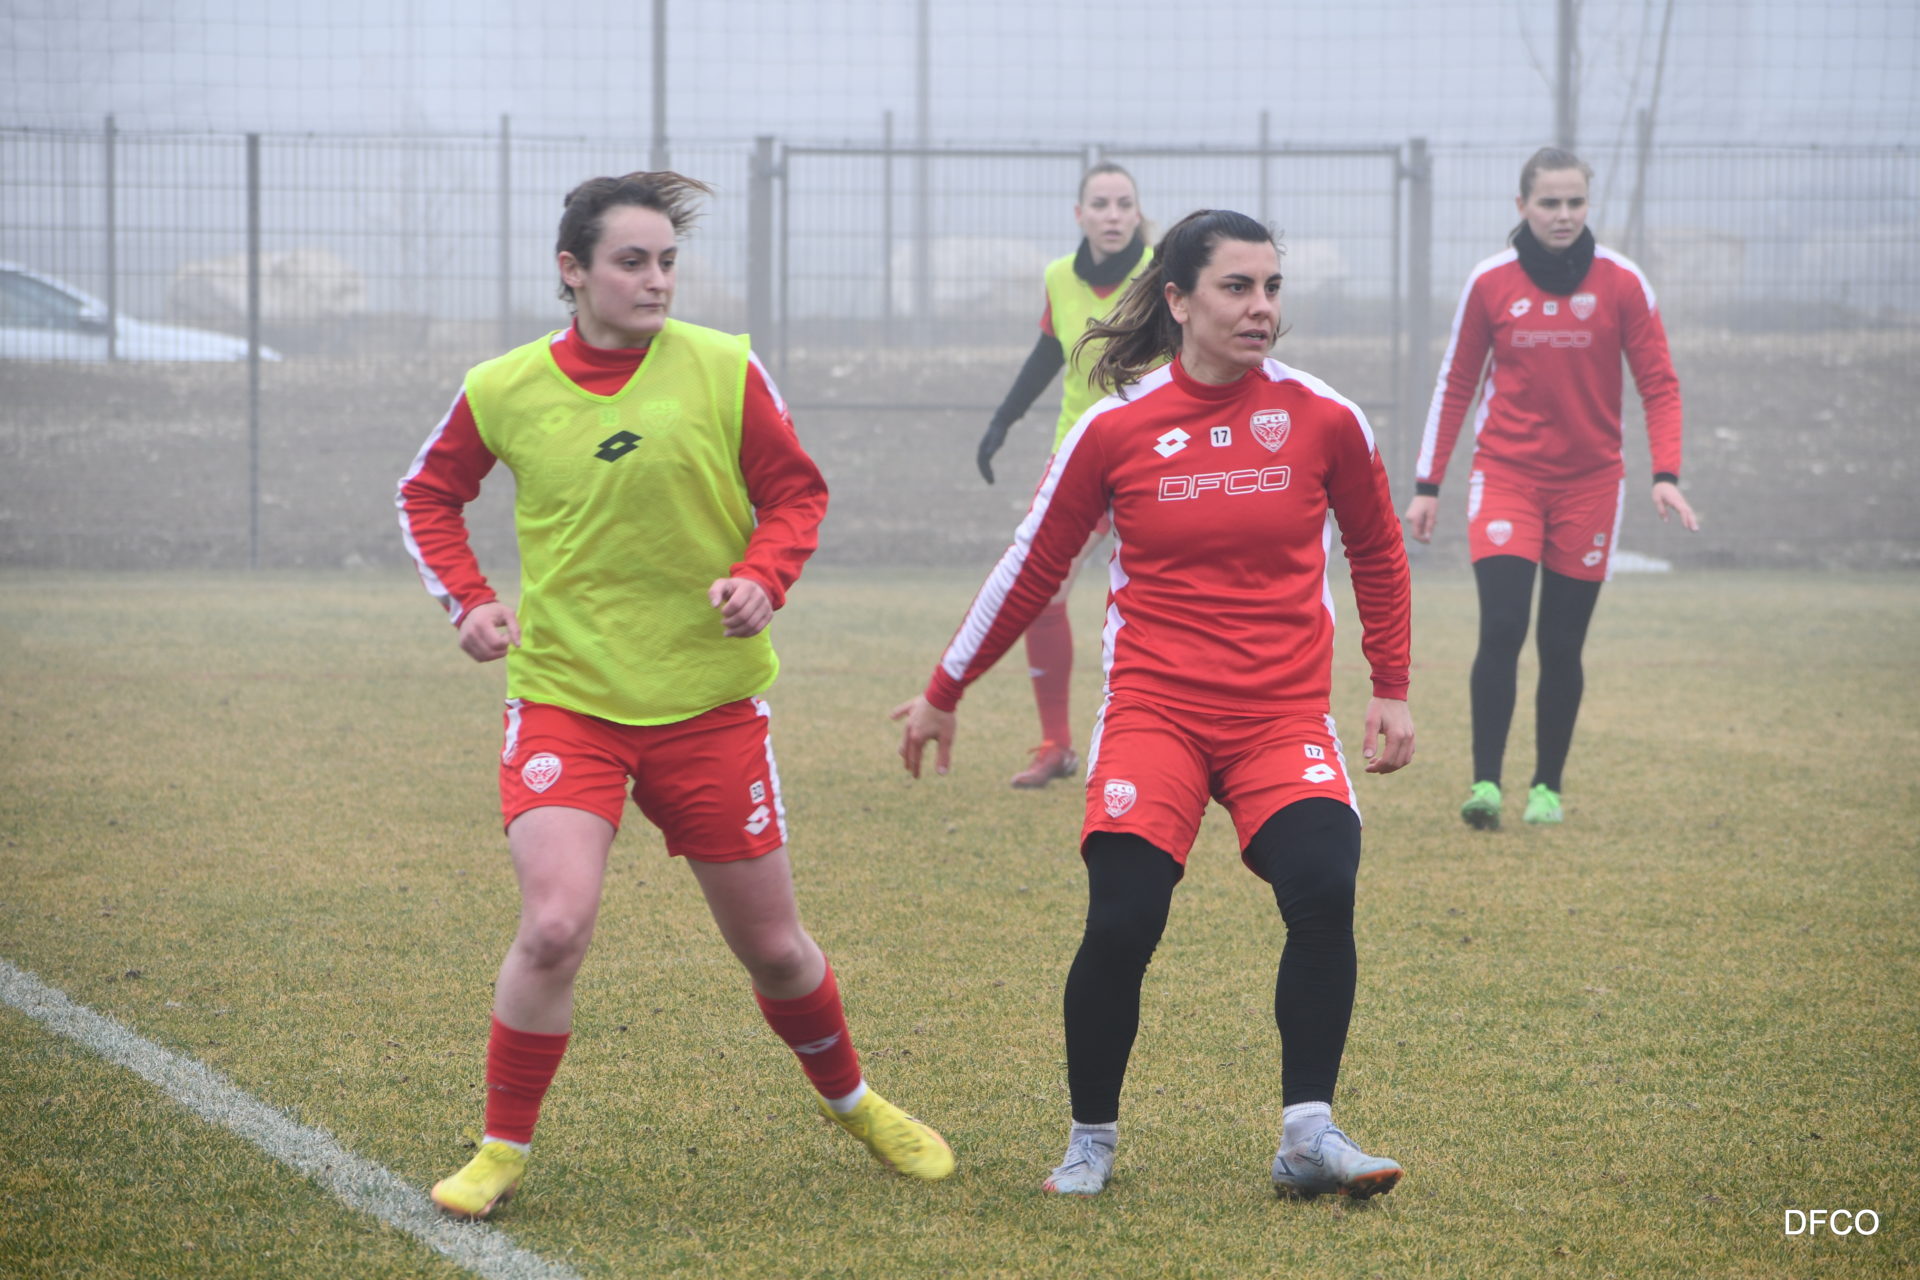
left=521, top=752, right=564, bottom=794
left=1570, top=292, right=1597, bottom=320
left=1103, top=779, right=1138, bottom=817
left=1250, top=410, right=1291, bottom=453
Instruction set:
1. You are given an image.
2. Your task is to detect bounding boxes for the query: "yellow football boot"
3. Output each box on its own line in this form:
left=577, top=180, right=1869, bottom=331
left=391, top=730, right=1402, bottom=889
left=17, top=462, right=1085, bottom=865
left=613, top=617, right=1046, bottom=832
left=820, top=1089, right=955, bottom=1181
left=430, top=1141, right=527, bottom=1220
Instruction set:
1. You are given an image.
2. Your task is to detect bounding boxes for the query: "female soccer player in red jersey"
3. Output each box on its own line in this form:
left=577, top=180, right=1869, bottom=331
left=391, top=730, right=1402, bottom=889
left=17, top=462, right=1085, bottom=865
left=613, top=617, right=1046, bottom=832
left=1403, top=147, right=1698, bottom=829
left=975, top=164, right=1155, bottom=790
left=897, top=209, right=1414, bottom=1200
left=397, top=171, right=951, bottom=1219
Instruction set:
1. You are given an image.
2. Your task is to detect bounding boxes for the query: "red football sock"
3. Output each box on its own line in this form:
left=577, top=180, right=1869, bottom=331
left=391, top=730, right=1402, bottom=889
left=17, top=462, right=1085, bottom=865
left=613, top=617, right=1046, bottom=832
left=754, top=964, right=863, bottom=1100
left=483, top=1015, right=570, bottom=1145
left=1024, top=600, right=1075, bottom=748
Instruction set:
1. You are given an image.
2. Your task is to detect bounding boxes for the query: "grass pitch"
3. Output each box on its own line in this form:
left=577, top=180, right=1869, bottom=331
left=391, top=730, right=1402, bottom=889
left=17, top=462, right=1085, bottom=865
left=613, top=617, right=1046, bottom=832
left=1, top=566, right=1915, bottom=1278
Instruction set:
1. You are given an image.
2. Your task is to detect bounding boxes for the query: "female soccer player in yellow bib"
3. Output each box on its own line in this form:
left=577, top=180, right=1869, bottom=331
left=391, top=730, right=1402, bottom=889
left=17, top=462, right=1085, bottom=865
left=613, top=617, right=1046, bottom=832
left=399, top=171, right=951, bottom=1219
left=975, top=164, right=1155, bottom=788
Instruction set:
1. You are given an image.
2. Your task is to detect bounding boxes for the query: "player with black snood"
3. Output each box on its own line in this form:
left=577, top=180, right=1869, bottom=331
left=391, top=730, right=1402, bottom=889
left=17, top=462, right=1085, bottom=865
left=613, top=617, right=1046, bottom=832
left=1404, top=147, right=1697, bottom=830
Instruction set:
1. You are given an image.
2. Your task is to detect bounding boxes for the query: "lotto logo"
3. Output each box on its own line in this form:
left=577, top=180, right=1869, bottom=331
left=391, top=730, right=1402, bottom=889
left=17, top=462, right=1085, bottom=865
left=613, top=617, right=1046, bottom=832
left=1582, top=549, right=1604, bottom=567
left=745, top=804, right=772, bottom=835
left=595, top=430, right=643, bottom=462
left=521, top=753, right=563, bottom=794
left=1509, top=297, right=1532, bottom=318
left=792, top=1032, right=843, bottom=1056
left=1103, top=779, right=1138, bottom=817
left=1155, top=428, right=1191, bottom=457
left=1302, top=763, right=1338, bottom=784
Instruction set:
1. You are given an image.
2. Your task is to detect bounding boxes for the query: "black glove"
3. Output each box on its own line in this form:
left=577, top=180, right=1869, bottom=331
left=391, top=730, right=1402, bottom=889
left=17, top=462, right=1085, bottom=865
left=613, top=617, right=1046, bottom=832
left=976, top=418, right=1012, bottom=484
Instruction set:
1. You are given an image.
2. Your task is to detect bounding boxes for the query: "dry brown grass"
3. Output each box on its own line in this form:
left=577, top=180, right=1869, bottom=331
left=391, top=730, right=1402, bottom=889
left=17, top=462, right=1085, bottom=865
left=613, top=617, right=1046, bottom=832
left=1, top=565, right=1915, bottom=1277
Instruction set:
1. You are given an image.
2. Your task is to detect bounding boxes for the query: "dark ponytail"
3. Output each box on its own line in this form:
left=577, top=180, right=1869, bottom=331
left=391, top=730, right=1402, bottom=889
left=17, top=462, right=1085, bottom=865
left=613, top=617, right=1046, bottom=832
left=1077, top=208, right=1274, bottom=394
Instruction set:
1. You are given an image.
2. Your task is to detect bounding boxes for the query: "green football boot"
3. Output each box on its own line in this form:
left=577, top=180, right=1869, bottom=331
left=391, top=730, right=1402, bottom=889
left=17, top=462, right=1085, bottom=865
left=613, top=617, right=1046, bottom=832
left=1460, top=780, right=1502, bottom=830
left=1523, top=783, right=1564, bottom=824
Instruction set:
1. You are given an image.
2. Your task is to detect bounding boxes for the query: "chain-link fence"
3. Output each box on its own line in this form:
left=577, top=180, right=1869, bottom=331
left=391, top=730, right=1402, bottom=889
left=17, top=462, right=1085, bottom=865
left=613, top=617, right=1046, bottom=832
left=2, top=119, right=1915, bottom=572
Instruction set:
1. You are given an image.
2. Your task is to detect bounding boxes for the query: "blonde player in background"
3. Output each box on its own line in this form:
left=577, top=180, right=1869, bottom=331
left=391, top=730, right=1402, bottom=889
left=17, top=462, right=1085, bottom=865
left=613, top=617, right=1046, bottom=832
left=398, top=170, right=952, bottom=1220
left=974, top=163, right=1156, bottom=789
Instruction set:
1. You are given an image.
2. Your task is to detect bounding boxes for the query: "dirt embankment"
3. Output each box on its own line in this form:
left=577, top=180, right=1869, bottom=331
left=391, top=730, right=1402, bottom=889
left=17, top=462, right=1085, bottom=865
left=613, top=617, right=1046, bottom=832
left=1, top=330, right=1912, bottom=571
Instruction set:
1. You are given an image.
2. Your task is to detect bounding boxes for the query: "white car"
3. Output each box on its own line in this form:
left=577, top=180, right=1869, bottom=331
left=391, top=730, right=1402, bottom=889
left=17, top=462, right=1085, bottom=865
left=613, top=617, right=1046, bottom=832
left=0, top=261, right=282, bottom=362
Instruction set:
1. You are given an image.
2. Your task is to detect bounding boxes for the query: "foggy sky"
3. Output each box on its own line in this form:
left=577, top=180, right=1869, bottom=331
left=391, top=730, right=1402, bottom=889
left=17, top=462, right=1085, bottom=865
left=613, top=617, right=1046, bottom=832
left=4, top=0, right=1916, bottom=150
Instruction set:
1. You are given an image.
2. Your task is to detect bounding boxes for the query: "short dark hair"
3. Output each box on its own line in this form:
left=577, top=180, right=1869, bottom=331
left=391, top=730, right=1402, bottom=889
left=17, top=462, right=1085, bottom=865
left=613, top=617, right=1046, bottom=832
left=555, top=171, right=713, bottom=305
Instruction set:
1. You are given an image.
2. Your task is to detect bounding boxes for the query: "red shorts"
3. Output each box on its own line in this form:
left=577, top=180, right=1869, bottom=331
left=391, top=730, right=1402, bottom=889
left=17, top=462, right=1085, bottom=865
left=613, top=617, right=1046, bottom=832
left=497, top=697, right=786, bottom=862
left=1082, top=695, right=1358, bottom=867
left=1465, top=465, right=1625, bottom=581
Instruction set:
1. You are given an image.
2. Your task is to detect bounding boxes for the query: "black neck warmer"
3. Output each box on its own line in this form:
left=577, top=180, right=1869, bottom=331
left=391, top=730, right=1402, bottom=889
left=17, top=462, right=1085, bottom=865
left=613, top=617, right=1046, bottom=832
left=1074, top=232, right=1147, bottom=288
left=1511, top=222, right=1595, bottom=295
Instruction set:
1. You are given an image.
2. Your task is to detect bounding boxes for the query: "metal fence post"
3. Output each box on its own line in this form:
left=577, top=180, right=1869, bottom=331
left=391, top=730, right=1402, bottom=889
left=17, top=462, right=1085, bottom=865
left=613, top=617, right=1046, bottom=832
left=1400, top=137, right=1432, bottom=487
left=1389, top=147, right=1403, bottom=424
left=1258, top=110, right=1271, bottom=230
left=777, top=141, right=790, bottom=377
left=913, top=0, right=931, bottom=334
left=1556, top=0, right=1578, bottom=151
left=104, top=115, right=117, bottom=361
left=499, top=113, right=512, bottom=351
left=247, top=133, right=262, bottom=569
left=881, top=109, right=894, bottom=332
left=650, top=0, right=670, bottom=170
left=747, top=135, right=775, bottom=359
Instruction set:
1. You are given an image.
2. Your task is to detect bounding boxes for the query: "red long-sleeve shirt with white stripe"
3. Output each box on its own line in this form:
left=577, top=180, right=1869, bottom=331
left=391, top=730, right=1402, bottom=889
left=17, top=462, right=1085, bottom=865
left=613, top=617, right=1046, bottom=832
left=396, top=325, right=826, bottom=625
left=1415, top=246, right=1683, bottom=491
left=927, top=355, right=1411, bottom=717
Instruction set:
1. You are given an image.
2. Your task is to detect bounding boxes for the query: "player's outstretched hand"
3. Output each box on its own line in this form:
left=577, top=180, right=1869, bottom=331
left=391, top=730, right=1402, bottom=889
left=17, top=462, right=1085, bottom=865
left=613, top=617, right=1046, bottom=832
left=976, top=419, right=1011, bottom=484
left=1651, top=480, right=1699, bottom=532
left=1361, top=697, right=1415, bottom=774
left=457, top=600, right=521, bottom=663
left=1402, top=494, right=1439, bottom=544
left=709, top=577, right=774, bottom=637
left=891, top=694, right=956, bottom=778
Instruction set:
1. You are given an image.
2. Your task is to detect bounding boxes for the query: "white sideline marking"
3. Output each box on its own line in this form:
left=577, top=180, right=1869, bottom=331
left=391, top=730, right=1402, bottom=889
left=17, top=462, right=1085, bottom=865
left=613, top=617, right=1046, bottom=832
left=0, top=959, right=579, bottom=1280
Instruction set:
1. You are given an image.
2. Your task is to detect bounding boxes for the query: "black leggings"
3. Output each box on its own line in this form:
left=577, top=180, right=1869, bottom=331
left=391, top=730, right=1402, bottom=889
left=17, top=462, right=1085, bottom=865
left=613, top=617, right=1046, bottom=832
left=1062, top=798, right=1362, bottom=1123
left=1471, top=555, right=1602, bottom=792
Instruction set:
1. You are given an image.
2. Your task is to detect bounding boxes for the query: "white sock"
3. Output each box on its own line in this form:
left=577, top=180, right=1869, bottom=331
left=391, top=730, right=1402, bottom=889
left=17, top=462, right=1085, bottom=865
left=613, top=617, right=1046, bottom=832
left=824, top=1080, right=868, bottom=1115
left=1069, top=1120, right=1118, bottom=1149
left=1281, top=1102, right=1332, bottom=1149
left=481, top=1135, right=531, bottom=1154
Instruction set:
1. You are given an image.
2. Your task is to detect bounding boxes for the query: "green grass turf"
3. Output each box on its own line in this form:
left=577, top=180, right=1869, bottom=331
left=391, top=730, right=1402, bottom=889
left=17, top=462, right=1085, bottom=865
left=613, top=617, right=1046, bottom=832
left=0, top=1004, right=458, bottom=1278
left=1, top=566, right=1915, bottom=1278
